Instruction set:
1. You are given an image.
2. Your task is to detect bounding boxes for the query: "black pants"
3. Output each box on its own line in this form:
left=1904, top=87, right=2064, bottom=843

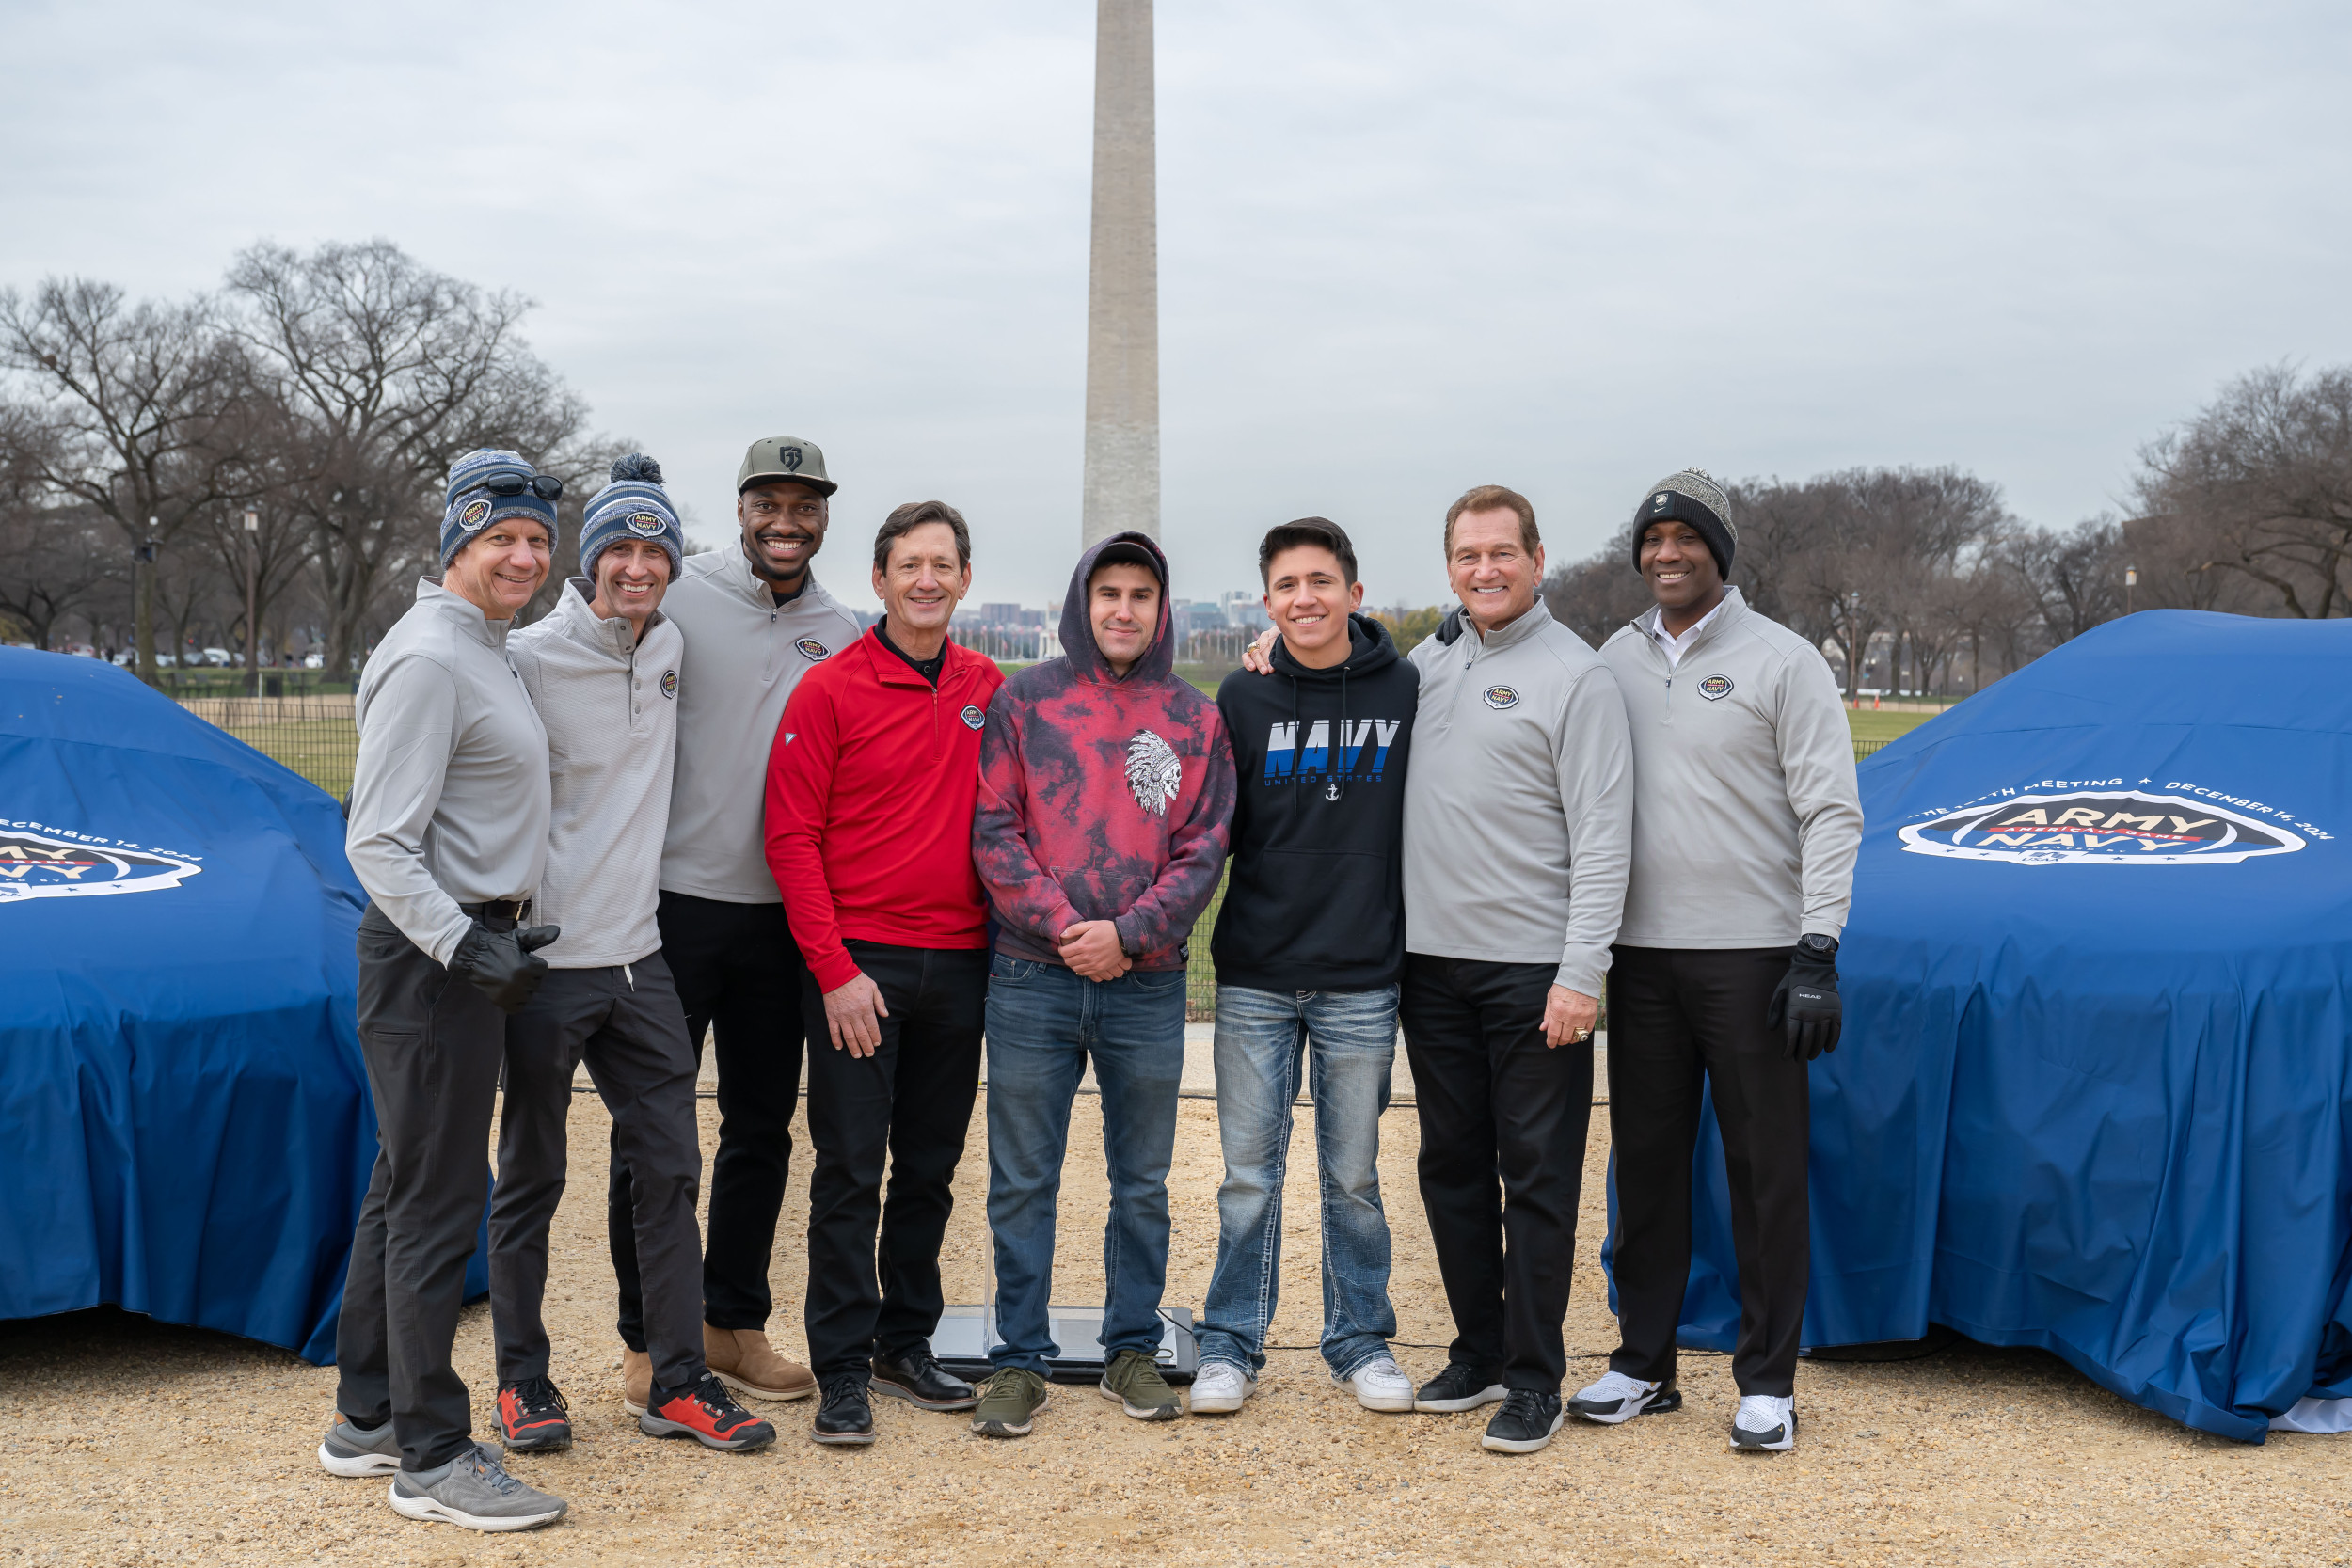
left=800, top=942, right=987, bottom=1378
left=1399, top=953, right=1593, bottom=1394
left=1606, top=944, right=1808, bottom=1397
left=491, top=958, right=705, bottom=1396
left=611, top=893, right=809, bottom=1340
left=335, top=904, right=507, bottom=1472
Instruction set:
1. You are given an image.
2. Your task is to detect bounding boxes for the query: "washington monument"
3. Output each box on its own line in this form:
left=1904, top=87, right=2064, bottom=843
left=1080, top=0, right=1158, bottom=546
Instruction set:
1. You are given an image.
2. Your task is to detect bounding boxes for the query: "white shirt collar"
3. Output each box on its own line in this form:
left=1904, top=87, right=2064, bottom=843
left=1644, top=594, right=1729, bottom=673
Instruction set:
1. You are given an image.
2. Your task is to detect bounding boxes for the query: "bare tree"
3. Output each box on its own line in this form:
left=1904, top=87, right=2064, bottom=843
left=2137, top=362, right=2352, bottom=619
left=2003, top=516, right=2123, bottom=646
left=0, top=279, right=258, bottom=679
left=225, top=240, right=590, bottom=672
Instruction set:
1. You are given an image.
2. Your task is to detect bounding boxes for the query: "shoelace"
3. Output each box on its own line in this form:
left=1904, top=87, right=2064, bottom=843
left=819, top=1372, right=868, bottom=1406
left=508, top=1376, right=567, bottom=1418
left=1497, top=1388, right=1547, bottom=1426
left=465, top=1445, right=526, bottom=1497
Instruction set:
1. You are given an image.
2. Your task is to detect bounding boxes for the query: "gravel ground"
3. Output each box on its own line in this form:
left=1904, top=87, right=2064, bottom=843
left=5, top=1089, right=2349, bottom=1567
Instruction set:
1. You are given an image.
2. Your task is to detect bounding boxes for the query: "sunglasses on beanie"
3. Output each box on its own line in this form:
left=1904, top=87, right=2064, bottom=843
left=481, top=474, right=565, bottom=501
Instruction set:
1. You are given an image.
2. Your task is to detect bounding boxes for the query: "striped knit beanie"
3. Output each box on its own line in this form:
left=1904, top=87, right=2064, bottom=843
left=1631, top=468, right=1736, bottom=578
left=579, top=454, right=684, bottom=578
left=440, top=449, right=559, bottom=565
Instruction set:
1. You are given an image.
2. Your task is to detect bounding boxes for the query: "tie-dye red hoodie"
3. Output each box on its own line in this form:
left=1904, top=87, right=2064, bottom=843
left=974, top=532, right=1236, bottom=970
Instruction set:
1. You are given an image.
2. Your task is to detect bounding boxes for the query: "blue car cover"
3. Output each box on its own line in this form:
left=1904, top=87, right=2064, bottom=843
left=0, top=651, right=485, bottom=1363
left=1609, top=610, right=2352, bottom=1442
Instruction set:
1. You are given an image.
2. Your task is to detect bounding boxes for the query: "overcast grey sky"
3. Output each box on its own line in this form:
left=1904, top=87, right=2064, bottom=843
left=8, top=0, right=2348, bottom=609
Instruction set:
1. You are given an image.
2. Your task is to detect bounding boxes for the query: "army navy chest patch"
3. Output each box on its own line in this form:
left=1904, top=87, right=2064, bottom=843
left=1698, top=673, right=1734, bottom=701
left=660, top=670, right=678, bottom=699
left=961, top=705, right=986, bottom=731
left=1482, top=685, right=1520, bottom=710
left=794, top=638, right=831, bottom=660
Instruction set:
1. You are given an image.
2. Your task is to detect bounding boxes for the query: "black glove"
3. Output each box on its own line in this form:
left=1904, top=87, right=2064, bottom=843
left=1767, top=936, right=1841, bottom=1061
left=449, top=921, right=562, bottom=1014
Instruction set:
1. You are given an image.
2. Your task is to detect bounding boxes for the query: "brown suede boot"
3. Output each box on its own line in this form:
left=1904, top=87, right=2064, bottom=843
left=622, top=1348, right=652, bottom=1417
left=704, top=1324, right=817, bottom=1402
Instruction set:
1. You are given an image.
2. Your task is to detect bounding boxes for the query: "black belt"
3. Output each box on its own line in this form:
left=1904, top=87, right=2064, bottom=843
left=461, top=898, right=532, bottom=923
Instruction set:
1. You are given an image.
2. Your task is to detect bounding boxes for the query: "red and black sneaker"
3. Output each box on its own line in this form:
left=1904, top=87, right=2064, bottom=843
left=641, top=1373, right=778, bottom=1452
left=497, top=1375, right=573, bottom=1453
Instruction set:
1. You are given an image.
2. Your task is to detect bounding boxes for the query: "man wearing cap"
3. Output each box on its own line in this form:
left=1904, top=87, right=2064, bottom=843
left=320, top=449, right=569, bottom=1530
left=488, top=455, right=776, bottom=1459
left=766, top=499, right=1005, bottom=1445
left=611, top=436, right=860, bottom=1411
left=1570, top=469, right=1860, bottom=1454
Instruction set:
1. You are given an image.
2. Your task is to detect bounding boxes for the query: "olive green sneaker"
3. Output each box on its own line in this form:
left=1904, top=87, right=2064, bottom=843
left=1098, top=1349, right=1182, bottom=1421
left=970, top=1367, right=1050, bottom=1438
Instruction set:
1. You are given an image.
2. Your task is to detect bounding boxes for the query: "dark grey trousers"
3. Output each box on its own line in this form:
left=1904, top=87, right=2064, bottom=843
left=489, top=956, right=706, bottom=1397
left=335, top=904, right=507, bottom=1473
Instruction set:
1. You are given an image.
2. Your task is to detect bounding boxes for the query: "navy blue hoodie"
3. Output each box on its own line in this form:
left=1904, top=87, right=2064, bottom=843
left=1209, top=613, right=1419, bottom=992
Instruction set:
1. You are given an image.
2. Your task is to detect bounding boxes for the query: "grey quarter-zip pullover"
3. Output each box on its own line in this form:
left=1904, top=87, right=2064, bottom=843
left=509, top=578, right=685, bottom=968
left=1600, top=587, right=1863, bottom=947
left=347, top=577, right=551, bottom=966
left=1402, top=601, right=1634, bottom=997
left=658, top=543, right=863, bottom=904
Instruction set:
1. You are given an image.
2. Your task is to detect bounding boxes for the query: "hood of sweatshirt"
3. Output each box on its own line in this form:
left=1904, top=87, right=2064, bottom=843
left=1058, top=531, right=1176, bottom=687
left=1268, top=612, right=1399, bottom=683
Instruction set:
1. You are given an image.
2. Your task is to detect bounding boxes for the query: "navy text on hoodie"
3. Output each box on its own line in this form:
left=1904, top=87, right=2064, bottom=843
left=1208, top=612, right=1420, bottom=993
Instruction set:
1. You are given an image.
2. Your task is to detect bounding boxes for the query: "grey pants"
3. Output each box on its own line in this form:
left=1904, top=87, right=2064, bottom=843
left=336, top=904, right=507, bottom=1472
left=489, top=956, right=707, bottom=1398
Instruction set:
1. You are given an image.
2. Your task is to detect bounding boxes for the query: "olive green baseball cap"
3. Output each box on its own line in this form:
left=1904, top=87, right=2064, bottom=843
left=737, top=435, right=836, bottom=497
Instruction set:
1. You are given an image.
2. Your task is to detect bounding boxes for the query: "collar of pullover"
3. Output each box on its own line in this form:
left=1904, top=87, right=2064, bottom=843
left=554, top=576, right=660, bottom=657
left=1632, top=584, right=1747, bottom=654
left=718, top=538, right=819, bottom=611
left=1439, top=598, right=1555, bottom=659
left=415, top=576, right=510, bottom=650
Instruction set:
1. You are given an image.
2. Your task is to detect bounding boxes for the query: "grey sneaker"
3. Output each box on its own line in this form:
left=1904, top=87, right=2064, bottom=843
left=970, top=1367, right=1051, bottom=1438
left=386, top=1442, right=567, bottom=1531
left=317, top=1413, right=400, bottom=1477
left=1098, top=1348, right=1182, bottom=1421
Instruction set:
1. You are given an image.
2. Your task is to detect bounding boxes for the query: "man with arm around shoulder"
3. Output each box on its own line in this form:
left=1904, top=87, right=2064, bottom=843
left=1398, top=484, right=1634, bottom=1456
left=1192, top=517, right=1419, bottom=1418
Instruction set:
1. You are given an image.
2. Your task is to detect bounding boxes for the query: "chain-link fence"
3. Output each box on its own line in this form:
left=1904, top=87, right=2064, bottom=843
left=173, top=697, right=1883, bottom=1022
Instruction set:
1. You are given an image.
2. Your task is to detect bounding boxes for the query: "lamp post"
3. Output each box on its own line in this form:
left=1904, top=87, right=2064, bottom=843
left=2124, top=565, right=2137, bottom=616
left=244, top=508, right=260, bottom=699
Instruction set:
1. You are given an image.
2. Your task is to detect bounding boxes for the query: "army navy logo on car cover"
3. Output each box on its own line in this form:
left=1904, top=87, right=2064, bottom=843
left=794, top=638, right=831, bottom=660
left=1698, top=673, right=1734, bottom=701
left=0, top=821, right=202, bottom=903
left=458, top=498, right=493, bottom=531
left=660, top=670, right=677, bottom=699
left=1483, top=685, right=1520, bottom=709
left=1899, top=787, right=2307, bottom=866
left=961, top=705, right=985, bottom=731
left=625, top=511, right=666, bottom=536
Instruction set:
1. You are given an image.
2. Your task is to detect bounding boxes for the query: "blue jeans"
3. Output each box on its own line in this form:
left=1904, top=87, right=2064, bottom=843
left=1198, top=984, right=1400, bottom=1379
left=984, top=956, right=1188, bottom=1373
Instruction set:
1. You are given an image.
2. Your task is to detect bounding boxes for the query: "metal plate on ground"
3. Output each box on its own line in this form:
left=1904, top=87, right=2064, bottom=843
left=932, top=1305, right=1199, bottom=1386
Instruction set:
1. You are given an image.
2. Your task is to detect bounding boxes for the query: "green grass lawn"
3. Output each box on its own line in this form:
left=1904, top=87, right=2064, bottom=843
left=1848, top=706, right=1952, bottom=747
left=217, top=719, right=359, bottom=800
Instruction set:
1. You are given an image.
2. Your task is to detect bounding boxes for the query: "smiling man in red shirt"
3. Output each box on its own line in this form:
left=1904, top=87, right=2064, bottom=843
left=764, top=499, right=1004, bottom=1448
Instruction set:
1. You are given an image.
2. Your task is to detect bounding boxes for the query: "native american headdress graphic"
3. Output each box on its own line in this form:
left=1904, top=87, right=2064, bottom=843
left=1125, top=729, right=1183, bottom=816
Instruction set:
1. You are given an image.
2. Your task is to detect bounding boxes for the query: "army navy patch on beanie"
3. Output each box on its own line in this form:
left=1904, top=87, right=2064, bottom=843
left=441, top=449, right=559, bottom=564
left=580, top=453, right=684, bottom=578
left=1631, top=468, right=1737, bottom=578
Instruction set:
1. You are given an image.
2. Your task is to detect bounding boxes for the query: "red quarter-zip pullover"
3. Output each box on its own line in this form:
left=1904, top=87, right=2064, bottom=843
left=765, top=626, right=1006, bottom=993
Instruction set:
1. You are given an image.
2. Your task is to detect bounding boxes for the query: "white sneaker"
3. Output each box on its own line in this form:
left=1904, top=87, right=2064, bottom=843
left=1568, top=1370, right=1681, bottom=1425
left=1187, top=1360, right=1255, bottom=1414
left=1730, top=1393, right=1797, bottom=1452
left=1336, top=1355, right=1415, bottom=1413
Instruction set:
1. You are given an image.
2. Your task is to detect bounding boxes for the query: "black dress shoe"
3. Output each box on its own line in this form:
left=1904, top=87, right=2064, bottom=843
left=811, top=1373, right=876, bottom=1446
left=870, top=1348, right=979, bottom=1411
